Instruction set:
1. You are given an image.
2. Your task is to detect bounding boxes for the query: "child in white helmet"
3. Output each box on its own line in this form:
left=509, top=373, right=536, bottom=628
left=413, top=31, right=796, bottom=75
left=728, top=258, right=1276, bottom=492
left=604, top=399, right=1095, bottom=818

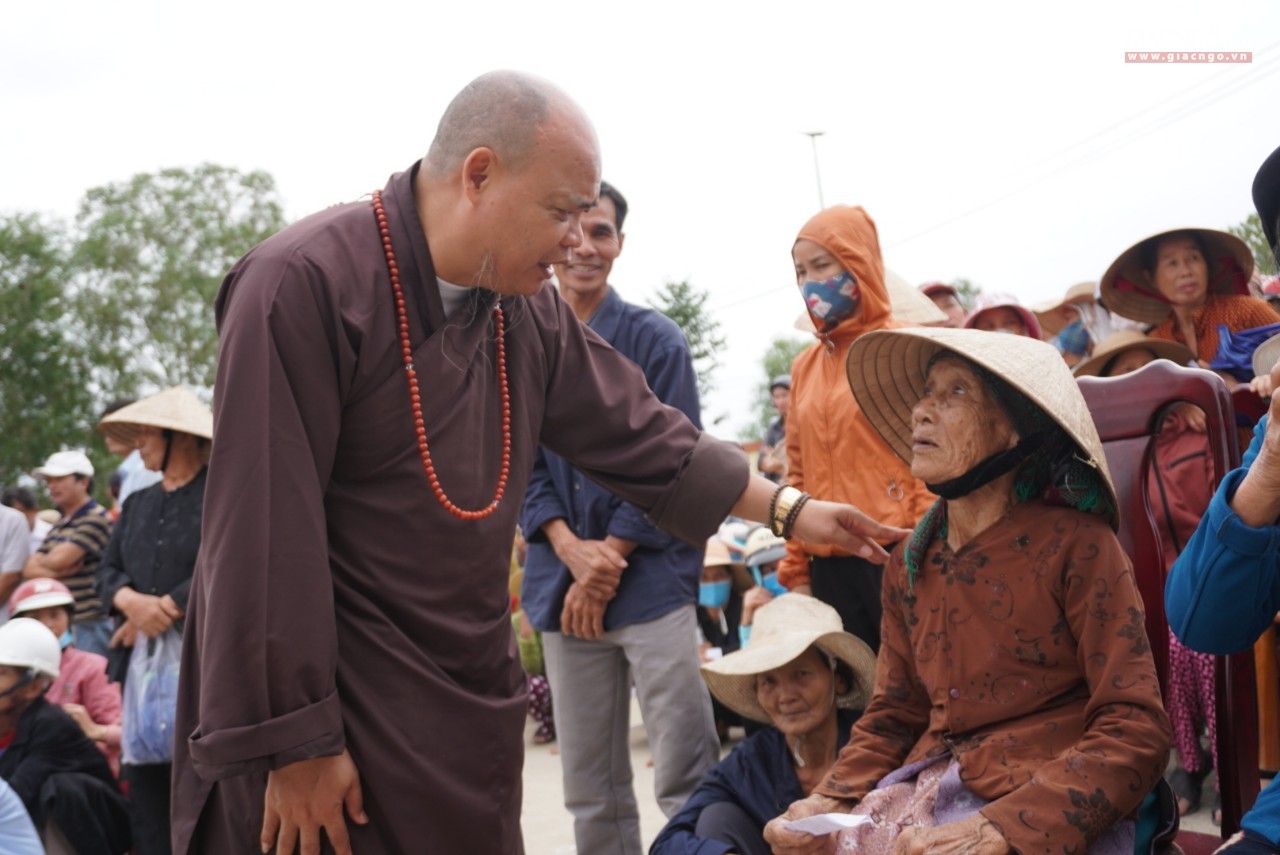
left=9, top=578, right=122, bottom=775
left=0, top=618, right=128, bottom=853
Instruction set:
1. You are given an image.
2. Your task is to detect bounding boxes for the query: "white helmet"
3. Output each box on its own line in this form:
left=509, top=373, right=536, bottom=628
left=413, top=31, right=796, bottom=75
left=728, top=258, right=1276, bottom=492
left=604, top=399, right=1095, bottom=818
left=0, top=618, right=61, bottom=679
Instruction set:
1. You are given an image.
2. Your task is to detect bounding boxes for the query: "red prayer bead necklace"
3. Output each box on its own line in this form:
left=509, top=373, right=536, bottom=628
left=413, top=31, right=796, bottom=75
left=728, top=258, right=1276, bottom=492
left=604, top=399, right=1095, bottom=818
left=372, top=190, right=511, bottom=520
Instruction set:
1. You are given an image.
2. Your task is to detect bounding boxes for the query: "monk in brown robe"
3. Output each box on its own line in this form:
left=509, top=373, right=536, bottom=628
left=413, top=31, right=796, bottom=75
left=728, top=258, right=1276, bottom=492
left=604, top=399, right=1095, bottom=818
left=172, top=70, right=907, bottom=855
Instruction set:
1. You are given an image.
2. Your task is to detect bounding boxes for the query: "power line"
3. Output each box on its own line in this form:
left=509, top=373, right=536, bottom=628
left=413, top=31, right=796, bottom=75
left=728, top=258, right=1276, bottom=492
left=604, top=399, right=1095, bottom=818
left=710, top=46, right=1280, bottom=314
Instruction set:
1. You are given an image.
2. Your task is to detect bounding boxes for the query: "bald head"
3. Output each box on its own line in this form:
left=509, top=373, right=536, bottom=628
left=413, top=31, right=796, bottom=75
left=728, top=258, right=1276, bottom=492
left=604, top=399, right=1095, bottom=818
left=425, top=70, right=588, bottom=178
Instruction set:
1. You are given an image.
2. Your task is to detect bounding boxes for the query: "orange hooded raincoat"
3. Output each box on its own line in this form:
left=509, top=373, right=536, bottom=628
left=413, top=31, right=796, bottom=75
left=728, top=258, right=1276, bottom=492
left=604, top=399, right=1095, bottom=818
left=780, top=206, right=935, bottom=589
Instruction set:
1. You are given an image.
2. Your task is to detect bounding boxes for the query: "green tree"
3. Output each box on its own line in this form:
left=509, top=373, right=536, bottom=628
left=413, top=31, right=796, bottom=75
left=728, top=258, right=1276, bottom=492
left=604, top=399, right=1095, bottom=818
left=1228, top=213, right=1278, bottom=277
left=0, top=213, right=102, bottom=489
left=649, top=279, right=726, bottom=402
left=743, top=336, right=811, bottom=441
left=73, top=163, right=287, bottom=394
left=949, top=277, right=983, bottom=310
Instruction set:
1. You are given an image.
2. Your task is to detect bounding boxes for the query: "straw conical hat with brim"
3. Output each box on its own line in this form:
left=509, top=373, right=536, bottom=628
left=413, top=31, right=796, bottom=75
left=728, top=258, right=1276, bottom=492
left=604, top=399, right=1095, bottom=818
left=845, top=327, right=1118, bottom=530
left=700, top=594, right=877, bottom=724
left=97, top=386, right=213, bottom=447
left=1099, top=228, right=1254, bottom=327
left=884, top=268, right=947, bottom=326
left=1071, top=330, right=1194, bottom=378
left=1034, top=281, right=1098, bottom=337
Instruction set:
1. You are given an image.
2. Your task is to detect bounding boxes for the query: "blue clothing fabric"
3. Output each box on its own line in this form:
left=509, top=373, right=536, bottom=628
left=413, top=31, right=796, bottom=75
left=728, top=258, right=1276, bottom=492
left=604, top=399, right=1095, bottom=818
left=649, top=708, right=859, bottom=855
left=0, top=780, right=41, bottom=855
left=521, top=287, right=703, bottom=633
left=1166, top=415, right=1280, bottom=846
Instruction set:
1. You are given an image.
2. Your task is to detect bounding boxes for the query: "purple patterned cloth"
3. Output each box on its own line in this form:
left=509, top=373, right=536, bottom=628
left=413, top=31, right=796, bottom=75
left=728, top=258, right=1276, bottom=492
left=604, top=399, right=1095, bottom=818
left=834, top=756, right=1136, bottom=855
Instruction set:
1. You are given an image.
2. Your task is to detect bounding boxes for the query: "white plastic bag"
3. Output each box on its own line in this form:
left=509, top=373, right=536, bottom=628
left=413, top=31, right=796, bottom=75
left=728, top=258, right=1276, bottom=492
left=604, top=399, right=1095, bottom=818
left=121, top=628, right=181, bottom=765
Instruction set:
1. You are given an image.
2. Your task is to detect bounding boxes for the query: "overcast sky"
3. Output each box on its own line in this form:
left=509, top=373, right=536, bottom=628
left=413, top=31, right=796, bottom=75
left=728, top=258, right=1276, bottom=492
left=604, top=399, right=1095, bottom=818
left=5, top=0, right=1280, bottom=434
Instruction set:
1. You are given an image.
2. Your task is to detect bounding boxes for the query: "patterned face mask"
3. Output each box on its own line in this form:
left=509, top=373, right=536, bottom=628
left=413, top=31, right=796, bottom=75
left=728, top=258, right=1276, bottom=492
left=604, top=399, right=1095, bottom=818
left=801, top=271, right=861, bottom=331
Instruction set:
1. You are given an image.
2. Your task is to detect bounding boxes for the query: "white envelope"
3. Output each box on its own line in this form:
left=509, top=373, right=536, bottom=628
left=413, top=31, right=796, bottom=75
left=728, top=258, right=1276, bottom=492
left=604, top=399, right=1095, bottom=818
left=783, top=813, right=873, bottom=835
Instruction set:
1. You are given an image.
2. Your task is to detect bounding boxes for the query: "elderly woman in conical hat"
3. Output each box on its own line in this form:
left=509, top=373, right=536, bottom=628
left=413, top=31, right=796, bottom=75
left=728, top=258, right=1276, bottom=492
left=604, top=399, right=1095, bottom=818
left=651, top=594, right=876, bottom=855
left=1100, top=227, right=1278, bottom=377
left=764, top=329, right=1172, bottom=855
left=95, top=385, right=211, bottom=854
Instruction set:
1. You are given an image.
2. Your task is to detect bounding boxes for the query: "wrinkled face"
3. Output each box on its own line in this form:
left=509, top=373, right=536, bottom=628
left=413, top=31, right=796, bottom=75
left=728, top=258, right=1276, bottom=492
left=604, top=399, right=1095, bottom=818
left=554, top=195, right=623, bottom=301
left=755, top=647, right=840, bottom=738
left=1149, top=236, right=1209, bottom=309
left=771, top=386, right=791, bottom=419
left=23, top=606, right=70, bottom=639
left=910, top=358, right=1019, bottom=483
left=136, top=426, right=167, bottom=472
left=1103, top=347, right=1157, bottom=378
left=973, top=307, right=1027, bottom=337
left=929, top=293, right=966, bottom=327
left=471, top=112, right=601, bottom=296
left=43, top=474, right=88, bottom=511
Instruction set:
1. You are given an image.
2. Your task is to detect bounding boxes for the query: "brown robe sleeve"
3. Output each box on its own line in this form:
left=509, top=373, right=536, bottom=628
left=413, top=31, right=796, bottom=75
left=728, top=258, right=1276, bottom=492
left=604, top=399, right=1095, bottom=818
left=529, top=289, right=748, bottom=546
left=186, top=245, right=351, bottom=778
left=978, top=529, right=1171, bottom=855
left=814, top=549, right=930, bottom=800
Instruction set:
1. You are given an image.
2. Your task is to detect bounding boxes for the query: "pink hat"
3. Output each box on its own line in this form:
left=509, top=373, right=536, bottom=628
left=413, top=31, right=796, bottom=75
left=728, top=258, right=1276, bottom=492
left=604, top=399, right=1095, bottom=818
left=963, top=294, right=1043, bottom=340
left=9, top=579, right=74, bottom=616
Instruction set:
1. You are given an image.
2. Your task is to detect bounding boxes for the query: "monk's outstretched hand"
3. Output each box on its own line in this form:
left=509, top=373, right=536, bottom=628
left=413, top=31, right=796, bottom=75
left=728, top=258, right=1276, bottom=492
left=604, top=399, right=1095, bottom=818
left=261, top=749, right=368, bottom=855
left=791, top=499, right=912, bottom=563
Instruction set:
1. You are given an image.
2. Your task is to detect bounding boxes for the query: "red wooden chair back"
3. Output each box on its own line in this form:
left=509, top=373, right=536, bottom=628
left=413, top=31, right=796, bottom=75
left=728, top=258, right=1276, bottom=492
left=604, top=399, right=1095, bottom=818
left=1077, top=359, right=1259, bottom=841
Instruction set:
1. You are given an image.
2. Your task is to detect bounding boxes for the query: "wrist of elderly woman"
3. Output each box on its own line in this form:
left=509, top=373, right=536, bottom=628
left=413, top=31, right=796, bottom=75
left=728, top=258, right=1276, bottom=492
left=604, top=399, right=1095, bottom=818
left=1232, top=454, right=1280, bottom=527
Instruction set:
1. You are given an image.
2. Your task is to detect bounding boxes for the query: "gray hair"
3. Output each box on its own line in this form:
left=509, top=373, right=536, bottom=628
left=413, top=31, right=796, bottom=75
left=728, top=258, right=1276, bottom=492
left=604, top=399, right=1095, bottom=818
left=425, top=70, right=557, bottom=177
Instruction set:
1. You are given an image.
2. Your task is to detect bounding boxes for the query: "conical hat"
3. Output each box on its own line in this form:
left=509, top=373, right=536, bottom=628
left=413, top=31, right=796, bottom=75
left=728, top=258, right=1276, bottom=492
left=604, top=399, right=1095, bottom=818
left=97, top=386, right=213, bottom=446
left=1034, top=281, right=1098, bottom=336
left=884, top=268, right=947, bottom=326
left=1072, top=330, right=1194, bottom=377
left=845, top=327, right=1117, bottom=529
left=1099, top=228, right=1254, bottom=326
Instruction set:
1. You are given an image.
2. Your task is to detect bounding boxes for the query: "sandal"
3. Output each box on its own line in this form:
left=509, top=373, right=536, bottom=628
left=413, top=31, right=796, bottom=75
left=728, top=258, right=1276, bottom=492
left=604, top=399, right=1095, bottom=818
left=532, top=723, right=556, bottom=745
left=1167, top=766, right=1209, bottom=815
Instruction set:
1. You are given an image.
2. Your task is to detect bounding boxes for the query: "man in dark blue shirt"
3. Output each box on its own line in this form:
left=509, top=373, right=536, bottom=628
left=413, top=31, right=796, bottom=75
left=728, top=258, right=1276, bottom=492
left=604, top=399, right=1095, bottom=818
left=520, top=182, right=718, bottom=855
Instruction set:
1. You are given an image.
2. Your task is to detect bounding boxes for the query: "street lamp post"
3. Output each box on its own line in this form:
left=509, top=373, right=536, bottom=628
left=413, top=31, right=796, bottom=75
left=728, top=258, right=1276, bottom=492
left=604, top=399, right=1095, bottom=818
left=804, top=131, right=825, bottom=209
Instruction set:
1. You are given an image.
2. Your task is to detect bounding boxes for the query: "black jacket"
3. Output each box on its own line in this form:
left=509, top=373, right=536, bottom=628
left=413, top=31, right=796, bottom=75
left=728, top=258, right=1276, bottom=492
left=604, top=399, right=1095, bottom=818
left=0, top=696, right=118, bottom=826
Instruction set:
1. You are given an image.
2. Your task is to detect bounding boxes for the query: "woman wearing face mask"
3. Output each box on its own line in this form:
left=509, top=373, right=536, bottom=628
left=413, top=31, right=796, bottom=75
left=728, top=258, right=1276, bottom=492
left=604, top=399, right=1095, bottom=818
left=7, top=578, right=122, bottom=775
left=651, top=594, right=876, bottom=855
left=782, top=207, right=935, bottom=649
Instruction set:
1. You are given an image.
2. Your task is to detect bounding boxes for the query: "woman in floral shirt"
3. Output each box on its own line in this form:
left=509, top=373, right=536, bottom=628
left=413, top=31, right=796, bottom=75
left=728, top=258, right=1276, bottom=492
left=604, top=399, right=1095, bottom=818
left=765, top=328, right=1172, bottom=855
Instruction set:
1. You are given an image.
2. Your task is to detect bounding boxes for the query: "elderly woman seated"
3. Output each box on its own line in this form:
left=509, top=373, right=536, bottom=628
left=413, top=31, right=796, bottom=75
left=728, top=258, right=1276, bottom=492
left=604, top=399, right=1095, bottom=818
left=651, top=594, right=876, bottom=855
left=764, top=328, right=1172, bottom=855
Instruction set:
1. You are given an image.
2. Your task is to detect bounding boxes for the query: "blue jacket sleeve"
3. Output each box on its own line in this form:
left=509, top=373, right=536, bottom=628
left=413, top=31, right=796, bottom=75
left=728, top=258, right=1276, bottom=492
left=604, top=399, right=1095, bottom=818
left=520, top=448, right=568, bottom=545
left=649, top=743, right=754, bottom=855
left=1167, top=417, right=1280, bottom=654
left=607, top=341, right=701, bottom=549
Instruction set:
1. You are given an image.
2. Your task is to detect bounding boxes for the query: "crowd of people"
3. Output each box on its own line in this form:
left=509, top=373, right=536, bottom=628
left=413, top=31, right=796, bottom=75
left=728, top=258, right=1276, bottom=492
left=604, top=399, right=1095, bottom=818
left=0, top=388, right=210, bottom=853
left=2, top=69, right=1280, bottom=855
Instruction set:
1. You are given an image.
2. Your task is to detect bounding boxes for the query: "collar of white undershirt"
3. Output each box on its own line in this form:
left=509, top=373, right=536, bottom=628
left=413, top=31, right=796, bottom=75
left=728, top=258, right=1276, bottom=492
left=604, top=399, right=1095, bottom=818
left=436, top=277, right=471, bottom=320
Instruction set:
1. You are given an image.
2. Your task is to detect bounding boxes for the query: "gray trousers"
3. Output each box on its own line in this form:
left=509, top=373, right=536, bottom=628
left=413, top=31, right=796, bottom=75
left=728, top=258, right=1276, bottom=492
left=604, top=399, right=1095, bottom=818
left=543, top=604, right=719, bottom=855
